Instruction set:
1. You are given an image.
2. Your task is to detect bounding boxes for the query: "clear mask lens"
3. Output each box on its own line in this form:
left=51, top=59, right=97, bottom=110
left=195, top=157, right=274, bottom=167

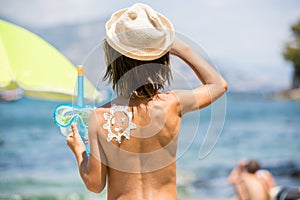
left=54, top=105, right=94, bottom=128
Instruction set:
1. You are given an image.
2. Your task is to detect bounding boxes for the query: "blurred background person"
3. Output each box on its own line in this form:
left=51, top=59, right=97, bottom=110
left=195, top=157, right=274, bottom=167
left=228, top=160, right=300, bottom=200
left=228, top=160, right=270, bottom=200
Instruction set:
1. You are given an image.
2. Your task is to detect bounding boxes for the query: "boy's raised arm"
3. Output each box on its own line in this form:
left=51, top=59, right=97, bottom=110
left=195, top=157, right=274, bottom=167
left=170, top=36, right=228, bottom=115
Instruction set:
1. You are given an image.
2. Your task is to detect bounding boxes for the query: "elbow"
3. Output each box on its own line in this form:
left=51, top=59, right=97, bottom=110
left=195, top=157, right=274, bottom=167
left=223, top=81, right=228, bottom=93
left=86, top=183, right=105, bottom=194
left=87, top=187, right=103, bottom=194
left=221, top=77, right=228, bottom=93
left=215, top=80, right=228, bottom=98
left=85, top=179, right=105, bottom=193
left=216, top=79, right=228, bottom=97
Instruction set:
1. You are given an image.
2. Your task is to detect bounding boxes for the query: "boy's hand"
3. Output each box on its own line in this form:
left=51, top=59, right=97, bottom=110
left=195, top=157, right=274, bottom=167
left=66, top=124, right=86, bottom=155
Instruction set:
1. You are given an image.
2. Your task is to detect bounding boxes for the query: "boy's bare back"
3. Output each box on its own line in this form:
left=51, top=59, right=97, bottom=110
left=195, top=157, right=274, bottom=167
left=91, top=92, right=181, bottom=200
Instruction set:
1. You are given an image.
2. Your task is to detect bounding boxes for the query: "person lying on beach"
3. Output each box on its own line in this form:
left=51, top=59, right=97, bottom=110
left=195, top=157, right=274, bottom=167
left=228, top=160, right=270, bottom=200
left=228, top=160, right=300, bottom=200
left=67, top=3, right=227, bottom=200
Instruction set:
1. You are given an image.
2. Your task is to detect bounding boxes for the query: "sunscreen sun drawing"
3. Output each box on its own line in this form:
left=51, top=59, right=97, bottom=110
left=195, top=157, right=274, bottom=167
left=103, top=105, right=137, bottom=143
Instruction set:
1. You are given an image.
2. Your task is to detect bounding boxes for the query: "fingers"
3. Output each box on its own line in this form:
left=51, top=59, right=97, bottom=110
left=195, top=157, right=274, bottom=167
left=66, top=124, right=80, bottom=151
left=66, top=124, right=77, bottom=145
left=66, top=124, right=86, bottom=154
left=71, top=123, right=76, bottom=133
left=71, top=123, right=80, bottom=138
left=66, top=133, right=72, bottom=148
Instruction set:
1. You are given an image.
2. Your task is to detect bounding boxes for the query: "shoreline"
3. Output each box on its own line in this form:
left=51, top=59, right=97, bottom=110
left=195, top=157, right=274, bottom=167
left=273, top=88, right=300, bottom=101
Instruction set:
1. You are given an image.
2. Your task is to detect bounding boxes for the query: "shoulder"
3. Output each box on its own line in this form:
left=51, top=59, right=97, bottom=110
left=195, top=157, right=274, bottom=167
left=88, top=107, right=109, bottom=132
left=88, top=107, right=111, bottom=142
left=255, top=169, right=275, bottom=183
left=157, top=92, right=181, bottom=115
left=156, top=91, right=175, bottom=98
left=256, top=170, right=272, bottom=178
left=170, top=89, right=201, bottom=115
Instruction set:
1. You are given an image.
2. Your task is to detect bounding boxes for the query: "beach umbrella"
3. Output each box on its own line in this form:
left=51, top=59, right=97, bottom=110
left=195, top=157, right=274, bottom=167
left=0, top=19, right=98, bottom=101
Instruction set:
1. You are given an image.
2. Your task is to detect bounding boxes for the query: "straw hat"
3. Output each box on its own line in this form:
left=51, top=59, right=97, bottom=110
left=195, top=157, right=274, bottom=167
left=105, top=3, right=174, bottom=61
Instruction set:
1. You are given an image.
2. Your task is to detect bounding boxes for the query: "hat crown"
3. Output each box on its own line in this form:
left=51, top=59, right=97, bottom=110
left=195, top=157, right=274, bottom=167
left=106, top=3, right=174, bottom=61
left=115, top=4, right=166, bottom=49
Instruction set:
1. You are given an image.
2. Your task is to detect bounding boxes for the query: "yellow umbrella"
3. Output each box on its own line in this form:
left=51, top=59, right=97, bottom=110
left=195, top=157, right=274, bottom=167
left=0, top=19, right=98, bottom=101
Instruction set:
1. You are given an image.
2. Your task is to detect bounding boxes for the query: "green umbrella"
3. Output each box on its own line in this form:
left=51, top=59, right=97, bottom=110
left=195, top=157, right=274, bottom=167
left=0, top=19, right=98, bottom=101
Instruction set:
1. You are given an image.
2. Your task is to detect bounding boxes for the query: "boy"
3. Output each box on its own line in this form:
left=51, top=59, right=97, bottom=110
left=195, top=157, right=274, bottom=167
left=67, top=3, right=227, bottom=200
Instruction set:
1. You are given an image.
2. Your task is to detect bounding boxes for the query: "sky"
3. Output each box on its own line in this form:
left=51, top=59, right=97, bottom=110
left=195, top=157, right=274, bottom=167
left=1, top=0, right=300, bottom=91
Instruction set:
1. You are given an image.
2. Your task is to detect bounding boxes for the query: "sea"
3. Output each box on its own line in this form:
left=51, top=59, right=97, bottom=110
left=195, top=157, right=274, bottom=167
left=0, top=93, right=299, bottom=200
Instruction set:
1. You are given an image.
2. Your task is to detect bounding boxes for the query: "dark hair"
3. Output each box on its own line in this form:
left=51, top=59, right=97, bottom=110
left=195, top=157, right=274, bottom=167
left=246, top=160, right=261, bottom=174
left=103, top=40, right=172, bottom=99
